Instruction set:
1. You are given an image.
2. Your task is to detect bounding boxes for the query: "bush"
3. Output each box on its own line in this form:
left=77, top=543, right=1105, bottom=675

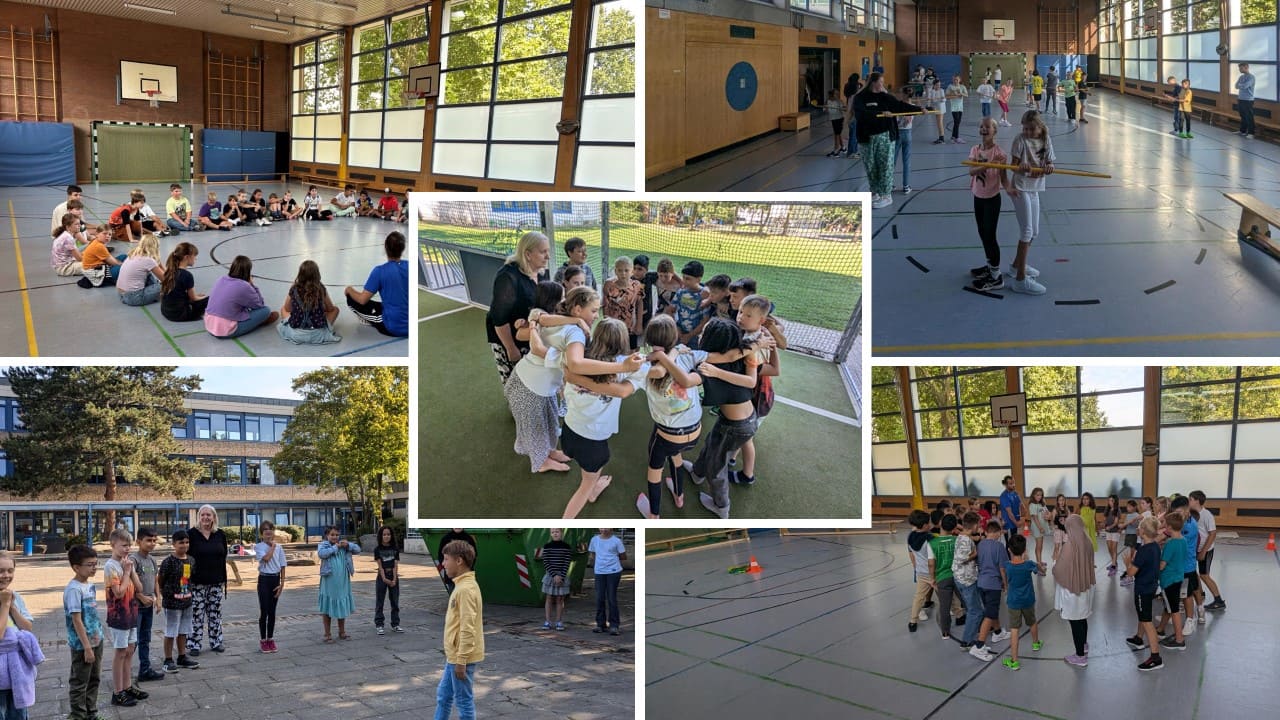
left=66, top=534, right=88, bottom=548
left=279, top=525, right=306, bottom=543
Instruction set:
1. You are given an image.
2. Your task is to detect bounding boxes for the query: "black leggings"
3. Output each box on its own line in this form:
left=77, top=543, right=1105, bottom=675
left=1066, top=96, right=1077, bottom=120
left=951, top=111, right=962, bottom=139
left=257, top=574, right=280, bottom=640
left=1069, top=618, right=1088, bottom=656
left=161, top=296, right=209, bottom=322
left=974, top=194, right=1002, bottom=267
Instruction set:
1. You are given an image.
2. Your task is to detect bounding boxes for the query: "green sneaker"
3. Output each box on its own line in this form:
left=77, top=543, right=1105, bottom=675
left=1002, top=657, right=1021, bottom=671
left=1032, top=640, right=1043, bottom=651
left=1185, top=133, right=1194, bottom=138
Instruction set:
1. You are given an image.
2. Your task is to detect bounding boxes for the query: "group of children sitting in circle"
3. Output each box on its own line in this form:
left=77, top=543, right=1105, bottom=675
left=48, top=184, right=410, bottom=343
left=498, top=234, right=787, bottom=520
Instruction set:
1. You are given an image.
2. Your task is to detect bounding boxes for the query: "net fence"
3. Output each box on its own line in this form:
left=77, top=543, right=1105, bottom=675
left=418, top=200, right=862, bottom=363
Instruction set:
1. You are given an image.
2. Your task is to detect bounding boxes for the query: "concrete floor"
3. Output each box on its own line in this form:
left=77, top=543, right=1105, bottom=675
left=646, top=530, right=1279, bottom=720
left=0, top=182, right=408, bottom=357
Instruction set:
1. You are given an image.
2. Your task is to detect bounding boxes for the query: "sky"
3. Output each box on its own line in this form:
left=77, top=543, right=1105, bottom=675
left=174, top=366, right=310, bottom=400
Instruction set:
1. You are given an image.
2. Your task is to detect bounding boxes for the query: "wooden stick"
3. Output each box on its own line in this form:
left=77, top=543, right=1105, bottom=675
left=877, top=110, right=942, bottom=117
left=961, top=159, right=1112, bottom=179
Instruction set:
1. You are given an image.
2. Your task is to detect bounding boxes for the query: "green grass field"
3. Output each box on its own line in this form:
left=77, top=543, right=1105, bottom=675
left=419, top=221, right=862, bottom=331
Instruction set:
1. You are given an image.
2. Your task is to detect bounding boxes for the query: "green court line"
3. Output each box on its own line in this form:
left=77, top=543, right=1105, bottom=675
left=967, top=697, right=1069, bottom=720
left=172, top=329, right=207, bottom=338
left=140, top=306, right=185, bottom=357
left=649, top=641, right=910, bottom=719
left=234, top=337, right=256, bottom=357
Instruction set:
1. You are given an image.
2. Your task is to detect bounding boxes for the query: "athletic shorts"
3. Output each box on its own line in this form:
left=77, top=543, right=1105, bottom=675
left=1124, top=534, right=1138, bottom=550
left=647, top=424, right=700, bottom=470
left=561, top=424, right=610, bottom=473
left=1007, top=606, right=1035, bottom=629
left=164, top=607, right=194, bottom=638
left=1163, top=581, right=1184, bottom=612
left=1198, top=547, right=1214, bottom=575
left=108, top=625, right=138, bottom=649
left=831, top=119, right=844, bottom=136
left=1134, top=592, right=1156, bottom=623
left=1034, top=93, right=1043, bottom=101
left=980, top=588, right=1002, bottom=620
left=1106, top=532, right=1122, bottom=543
left=1182, top=571, right=1200, bottom=598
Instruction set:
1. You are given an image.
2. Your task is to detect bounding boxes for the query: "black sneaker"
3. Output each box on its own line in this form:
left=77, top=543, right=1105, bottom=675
left=1138, top=655, right=1164, bottom=672
left=1206, top=598, right=1226, bottom=611
left=187, top=648, right=200, bottom=657
left=933, top=137, right=946, bottom=144
left=958, top=641, right=973, bottom=650
left=111, top=692, right=137, bottom=707
left=971, top=265, right=997, bottom=278
left=176, top=656, right=200, bottom=668
left=729, top=471, right=755, bottom=486
left=138, top=669, right=166, bottom=681
left=125, top=686, right=149, bottom=700
left=1125, top=635, right=1145, bottom=650
left=210, top=645, right=225, bottom=653
left=972, top=274, right=1004, bottom=291
left=909, top=622, right=918, bottom=632
left=923, top=600, right=935, bottom=609
left=163, top=659, right=178, bottom=673
left=955, top=615, right=967, bottom=626
left=1158, top=637, right=1186, bottom=650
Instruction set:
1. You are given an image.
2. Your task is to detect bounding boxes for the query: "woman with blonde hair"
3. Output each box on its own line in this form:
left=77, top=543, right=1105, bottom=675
left=117, top=233, right=165, bottom=306
left=186, top=505, right=229, bottom=655
left=486, top=231, right=552, bottom=383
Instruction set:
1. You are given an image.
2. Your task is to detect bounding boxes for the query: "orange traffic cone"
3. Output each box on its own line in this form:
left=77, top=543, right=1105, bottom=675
left=1022, top=520, right=1031, bottom=537
left=745, top=556, right=763, bottom=574
left=1266, top=533, right=1276, bottom=552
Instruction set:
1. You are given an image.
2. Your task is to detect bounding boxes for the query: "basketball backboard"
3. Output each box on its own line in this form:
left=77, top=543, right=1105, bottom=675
left=990, top=392, right=1027, bottom=428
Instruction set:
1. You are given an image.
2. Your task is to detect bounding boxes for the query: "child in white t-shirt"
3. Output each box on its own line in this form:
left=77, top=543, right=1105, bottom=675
left=977, top=81, right=996, bottom=118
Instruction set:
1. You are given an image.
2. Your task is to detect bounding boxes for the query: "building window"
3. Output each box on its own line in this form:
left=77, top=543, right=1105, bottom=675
left=350, top=7, right=430, bottom=173
left=845, top=1, right=867, bottom=27
left=292, top=34, right=345, bottom=165
left=574, top=0, right=636, bottom=190
left=194, top=413, right=211, bottom=439
left=246, top=459, right=278, bottom=486
left=0, top=399, right=7, bottom=430
left=790, top=0, right=833, bottom=18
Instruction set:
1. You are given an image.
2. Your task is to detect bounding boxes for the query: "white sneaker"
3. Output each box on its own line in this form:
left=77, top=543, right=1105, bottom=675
left=917, top=610, right=929, bottom=622
left=903, top=186, right=913, bottom=194
left=873, top=195, right=893, bottom=209
left=1183, top=618, right=1196, bottom=637
left=1008, top=263, right=1040, bottom=278
left=1008, top=277, right=1047, bottom=295
left=988, top=629, right=1011, bottom=644
left=1197, top=607, right=1206, bottom=625
left=969, top=645, right=996, bottom=662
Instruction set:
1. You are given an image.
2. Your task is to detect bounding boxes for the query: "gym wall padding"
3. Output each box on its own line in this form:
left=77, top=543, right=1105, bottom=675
left=910, top=55, right=964, bottom=85
left=0, top=122, right=75, bottom=186
left=96, top=124, right=190, bottom=182
left=201, top=130, right=279, bottom=181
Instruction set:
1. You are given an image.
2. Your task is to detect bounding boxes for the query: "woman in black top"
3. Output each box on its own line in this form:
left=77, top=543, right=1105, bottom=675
left=486, top=231, right=551, bottom=384
left=854, top=72, right=923, bottom=209
left=187, top=504, right=229, bottom=655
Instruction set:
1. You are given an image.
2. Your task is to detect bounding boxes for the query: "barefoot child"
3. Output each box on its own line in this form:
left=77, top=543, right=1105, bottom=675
left=1001, top=534, right=1043, bottom=670
left=253, top=521, right=287, bottom=653
left=157, top=531, right=199, bottom=673
left=539, top=528, right=572, bottom=630
left=968, top=117, right=1012, bottom=291
left=317, top=527, right=360, bottom=643
left=437, top=540, right=484, bottom=720
left=1006, top=110, right=1055, bottom=295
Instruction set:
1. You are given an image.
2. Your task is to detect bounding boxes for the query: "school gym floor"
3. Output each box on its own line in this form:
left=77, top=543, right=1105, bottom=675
left=646, top=530, right=1280, bottom=720
left=418, top=288, right=860, bottom=519
left=0, top=183, right=407, bottom=357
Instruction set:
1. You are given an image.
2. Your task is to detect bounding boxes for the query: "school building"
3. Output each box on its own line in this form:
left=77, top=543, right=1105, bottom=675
left=0, top=380, right=355, bottom=551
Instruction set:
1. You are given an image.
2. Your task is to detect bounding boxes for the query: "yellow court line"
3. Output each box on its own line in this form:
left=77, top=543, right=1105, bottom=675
left=874, top=330, right=1280, bottom=354
left=8, top=200, right=38, bottom=356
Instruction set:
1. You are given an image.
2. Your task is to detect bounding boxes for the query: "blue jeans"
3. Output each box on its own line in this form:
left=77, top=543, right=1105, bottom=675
left=434, top=663, right=476, bottom=720
left=595, top=571, right=622, bottom=629
left=119, top=274, right=161, bottom=306
left=0, top=689, right=27, bottom=720
left=981, top=101, right=991, bottom=117
left=227, top=305, right=273, bottom=338
left=894, top=128, right=912, bottom=189
left=166, top=217, right=199, bottom=232
left=136, top=605, right=154, bottom=675
left=956, top=580, right=983, bottom=644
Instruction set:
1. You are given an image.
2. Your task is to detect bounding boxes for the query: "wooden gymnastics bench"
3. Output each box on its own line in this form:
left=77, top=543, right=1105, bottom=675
left=779, top=112, right=810, bottom=132
left=289, top=173, right=364, bottom=193
left=645, top=528, right=749, bottom=553
left=1223, top=192, right=1280, bottom=261
left=194, top=173, right=287, bottom=185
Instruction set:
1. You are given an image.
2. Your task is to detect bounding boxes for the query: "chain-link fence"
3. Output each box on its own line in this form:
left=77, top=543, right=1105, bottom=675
left=418, top=200, right=861, bottom=369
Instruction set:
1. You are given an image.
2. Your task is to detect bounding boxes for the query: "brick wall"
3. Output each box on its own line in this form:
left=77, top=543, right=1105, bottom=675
left=0, top=484, right=344, bottom=504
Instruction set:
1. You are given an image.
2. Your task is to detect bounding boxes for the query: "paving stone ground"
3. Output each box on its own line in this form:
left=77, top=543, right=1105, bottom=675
left=12, top=551, right=635, bottom=719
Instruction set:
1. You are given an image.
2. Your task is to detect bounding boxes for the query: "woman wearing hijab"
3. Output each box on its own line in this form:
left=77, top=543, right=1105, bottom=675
left=1054, top=514, right=1096, bottom=667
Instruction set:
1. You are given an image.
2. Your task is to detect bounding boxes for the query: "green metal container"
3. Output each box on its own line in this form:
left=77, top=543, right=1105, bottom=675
left=423, top=529, right=591, bottom=607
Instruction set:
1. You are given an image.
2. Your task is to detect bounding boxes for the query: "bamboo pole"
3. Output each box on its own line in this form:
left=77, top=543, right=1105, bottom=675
left=961, top=159, right=1112, bottom=179
left=876, top=110, right=943, bottom=117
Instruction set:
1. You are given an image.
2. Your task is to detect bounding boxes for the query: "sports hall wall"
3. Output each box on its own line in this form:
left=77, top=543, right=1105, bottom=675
left=0, top=2, right=290, bottom=184
left=646, top=0, right=891, bottom=178
left=893, top=0, right=1099, bottom=85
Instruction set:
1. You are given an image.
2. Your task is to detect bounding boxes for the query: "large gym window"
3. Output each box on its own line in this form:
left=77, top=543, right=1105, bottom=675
left=349, top=8, right=431, bottom=172
left=790, top=0, right=833, bottom=19
left=871, top=0, right=893, bottom=33
left=292, top=35, right=345, bottom=165
left=574, top=0, right=636, bottom=190
left=1228, top=0, right=1278, bottom=101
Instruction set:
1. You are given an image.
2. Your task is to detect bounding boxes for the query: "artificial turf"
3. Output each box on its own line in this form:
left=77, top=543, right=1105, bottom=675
left=419, top=308, right=861, bottom=520
left=419, top=288, right=467, bottom=318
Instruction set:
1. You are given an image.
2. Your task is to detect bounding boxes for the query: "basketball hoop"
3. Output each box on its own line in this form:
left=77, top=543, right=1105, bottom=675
left=992, top=27, right=1005, bottom=46
left=402, top=90, right=425, bottom=105
left=145, top=90, right=159, bottom=108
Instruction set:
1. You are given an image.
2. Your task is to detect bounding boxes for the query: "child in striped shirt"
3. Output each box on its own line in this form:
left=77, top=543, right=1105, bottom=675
left=540, top=529, right=573, bottom=631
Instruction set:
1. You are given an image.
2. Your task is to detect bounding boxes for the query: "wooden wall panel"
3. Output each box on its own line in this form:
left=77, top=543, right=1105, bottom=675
left=645, top=7, right=686, bottom=177
left=684, top=41, right=789, bottom=159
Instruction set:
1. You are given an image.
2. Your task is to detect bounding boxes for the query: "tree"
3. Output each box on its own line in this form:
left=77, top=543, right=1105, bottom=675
left=269, top=367, right=408, bottom=534
left=1, top=367, right=203, bottom=532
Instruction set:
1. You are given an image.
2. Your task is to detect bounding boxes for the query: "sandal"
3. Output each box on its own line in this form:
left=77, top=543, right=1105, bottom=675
left=323, top=636, right=335, bottom=644
left=587, top=475, right=612, bottom=503
left=665, top=477, right=684, bottom=509
left=339, top=634, right=352, bottom=641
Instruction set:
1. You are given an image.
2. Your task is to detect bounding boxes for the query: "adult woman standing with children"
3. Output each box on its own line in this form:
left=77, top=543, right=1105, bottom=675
left=853, top=72, right=923, bottom=210
left=487, top=232, right=552, bottom=384
left=186, top=505, right=229, bottom=656
left=1054, top=514, right=1096, bottom=667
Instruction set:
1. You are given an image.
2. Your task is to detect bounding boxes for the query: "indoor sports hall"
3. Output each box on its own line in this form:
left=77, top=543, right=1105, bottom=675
left=417, top=198, right=861, bottom=519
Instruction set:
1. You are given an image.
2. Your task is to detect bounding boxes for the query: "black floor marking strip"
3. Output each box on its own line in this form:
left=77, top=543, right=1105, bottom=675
left=1144, top=280, right=1176, bottom=294
left=892, top=224, right=899, bottom=239
left=1195, top=248, right=1207, bottom=264
left=906, top=256, right=929, bottom=273
left=1055, top=299, right=1101, bottom=305
left=962, top=286, right=1003, bottom=300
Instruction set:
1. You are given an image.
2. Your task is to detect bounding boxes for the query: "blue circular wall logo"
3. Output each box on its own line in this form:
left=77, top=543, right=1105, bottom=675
left=725, top=62, right=758, bottom=111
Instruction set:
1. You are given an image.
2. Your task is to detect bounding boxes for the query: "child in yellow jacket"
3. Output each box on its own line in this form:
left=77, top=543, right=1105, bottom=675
left=437, top=540, right=485, bottom=720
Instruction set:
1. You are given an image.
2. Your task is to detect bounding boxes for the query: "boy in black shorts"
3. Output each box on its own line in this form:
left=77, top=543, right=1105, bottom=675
left=1124, top=518, right=1164, bottom=671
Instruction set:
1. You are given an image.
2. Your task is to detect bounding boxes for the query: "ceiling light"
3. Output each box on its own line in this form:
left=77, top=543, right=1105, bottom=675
left=314, top=0, right=357, bottom=10
left=123, top=3, right=176, bottom=14
left=250, top=24, right=290, bottom=34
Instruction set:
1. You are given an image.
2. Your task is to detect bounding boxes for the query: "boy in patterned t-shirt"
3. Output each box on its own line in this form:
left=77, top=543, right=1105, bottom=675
left=65, top=545, right=104, bottom=720
left=103, top=529, right=147, bottom=708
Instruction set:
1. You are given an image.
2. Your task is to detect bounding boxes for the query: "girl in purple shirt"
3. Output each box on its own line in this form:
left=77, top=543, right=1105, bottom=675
left=204, top=255, right=278, bottom=338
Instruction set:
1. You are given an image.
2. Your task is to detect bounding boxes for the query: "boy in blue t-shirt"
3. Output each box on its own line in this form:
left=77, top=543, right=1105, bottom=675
left=1156, top=512, right=1188, bottom=649
left=65, top=544, right=104, bottom=720
left=345, top=230, right=408, bottom=337
left=672, top=260, right=710, bottom=347
left=1124, top=517, right=1165, bottom=671
left=1000, top=534, right=1041, bottom=670
left=1170, top=497, right=1200, bottom=639
left=969, top=521, right=1010, bottom=662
